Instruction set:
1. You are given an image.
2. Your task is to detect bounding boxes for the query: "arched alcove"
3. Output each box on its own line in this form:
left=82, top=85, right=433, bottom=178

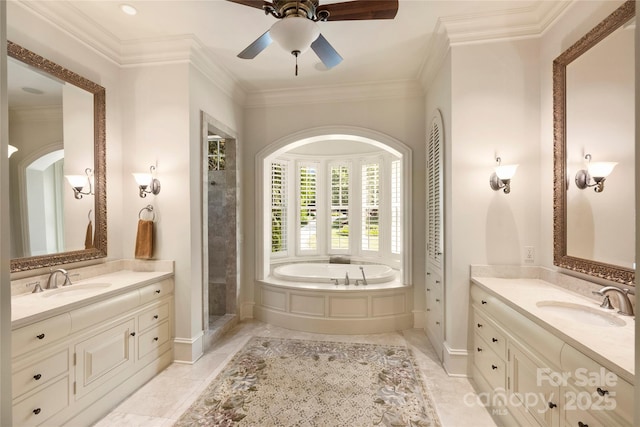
left=255, top=126, right=412, bottom=285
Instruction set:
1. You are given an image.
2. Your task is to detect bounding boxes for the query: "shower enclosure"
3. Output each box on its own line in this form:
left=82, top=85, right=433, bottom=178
left=202, top=112, right=238, bottom=345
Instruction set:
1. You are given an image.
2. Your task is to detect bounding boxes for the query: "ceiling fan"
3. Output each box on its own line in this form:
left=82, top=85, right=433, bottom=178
left=227, top=0, right=399, bottom=75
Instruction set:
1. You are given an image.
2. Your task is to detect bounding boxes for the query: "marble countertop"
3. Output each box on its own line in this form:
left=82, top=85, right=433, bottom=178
left=12, top=269, right=173, bottom=329
left=471, top=276, right=634, bottom=384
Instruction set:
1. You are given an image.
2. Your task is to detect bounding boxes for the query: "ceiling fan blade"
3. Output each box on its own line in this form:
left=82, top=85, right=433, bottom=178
left=237, top=30, right=273, bottom=59
left=317, top=0, right=398, bottom=21
left=311, top=34, right=343, bottom=69
left=226, top=0, right=271, bottom=11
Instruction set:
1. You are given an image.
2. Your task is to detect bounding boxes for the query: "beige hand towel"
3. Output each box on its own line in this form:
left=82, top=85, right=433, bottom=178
left=135, top=219, right=154, bottom=259
left=84, top=220, right=93, bottom=249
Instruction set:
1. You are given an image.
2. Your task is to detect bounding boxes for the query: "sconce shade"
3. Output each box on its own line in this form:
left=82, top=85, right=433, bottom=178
left=8, top=145, right=18, bottom=158
left=494, top=164, right=518, bottom=180
left=66, top=174, right=88, bottom=189
left=270, top=17, right=320, bottom=55
left=587, top=161, right=617, bottom=179
left=132, top=172, right=152, bottom=187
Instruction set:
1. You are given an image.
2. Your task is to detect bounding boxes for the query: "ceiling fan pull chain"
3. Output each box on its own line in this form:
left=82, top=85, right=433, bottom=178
left=293, top=50, right=300, bottom=76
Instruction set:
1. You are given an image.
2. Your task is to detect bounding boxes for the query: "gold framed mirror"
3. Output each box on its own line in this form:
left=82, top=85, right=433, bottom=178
left=8, top=41, right=107, bottom=272
left=553, top=0, right=635, bottom=285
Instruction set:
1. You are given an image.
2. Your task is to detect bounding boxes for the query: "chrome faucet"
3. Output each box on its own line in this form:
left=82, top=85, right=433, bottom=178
left=47, top=268, right=72, bottom=289
left=359, top=266, right=368, bottom=286
left=592, top=287, right=634, bottom=316
left=345, top=272, right=349, bottom=285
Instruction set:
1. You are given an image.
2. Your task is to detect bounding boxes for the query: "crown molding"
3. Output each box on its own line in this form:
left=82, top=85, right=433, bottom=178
left=243, top=79, right=424, bottom=109
left=418, top=0, right=572, bottom=91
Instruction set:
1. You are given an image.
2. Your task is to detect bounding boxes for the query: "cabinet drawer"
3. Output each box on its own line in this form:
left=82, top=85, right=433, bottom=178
left=560, top=344, right=633, bottom=425
left=473, top=333, right=506, bottom=391
left=12, top=349, right=69, bottom=398
left=12, top=314, right=71, bottom=357
left=139, top=279, right=174, bottom=304
left=138, top=321, right=170, bottom=360
left=13, top=376, right=69, bottom=427
left=473, top=310, right=506, bottom=358
left=138, top=302, right=170, bottom=331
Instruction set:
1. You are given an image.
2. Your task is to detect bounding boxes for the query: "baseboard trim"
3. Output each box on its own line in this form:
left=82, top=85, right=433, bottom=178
left=442, top=341, right=469, bottom=377
left=240, top=301, right=255, bottom=320
left=173, top=332, right=204, bottom=364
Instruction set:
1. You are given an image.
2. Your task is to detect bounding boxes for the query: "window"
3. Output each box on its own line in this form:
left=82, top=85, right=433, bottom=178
left=330, top=163, right=350, bottom=251
left=361, top=161, right=380, bottom=252
left=208, top=137, right=225, bottom=171
left=298, top=163, right=318, bottom=251
left=271, top=161, right=287, bottom=254
left=391, top=160, right=401, bottom=254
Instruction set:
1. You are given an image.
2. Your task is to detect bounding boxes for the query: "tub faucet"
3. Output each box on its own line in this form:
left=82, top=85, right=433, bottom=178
left=359, top=266, right=368, bottom=286
left=345, top=272, right=349, bottom=285
left=592, top=287, right=634, bottom=316
left=47, top=268, right=71, bottom=289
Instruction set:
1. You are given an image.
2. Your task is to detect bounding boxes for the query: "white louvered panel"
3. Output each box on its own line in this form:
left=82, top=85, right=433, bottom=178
left=271, top=161, right=288, bottom=255
left=298, top=163, right=318, bottom=251
left=426, top=113, right=443, bottom=267
left=361, top=161, right=380, bottom=252
left=330, top=163, right=350, bottom=251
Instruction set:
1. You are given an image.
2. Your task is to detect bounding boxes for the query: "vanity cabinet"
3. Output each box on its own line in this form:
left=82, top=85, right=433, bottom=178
left=470, top=283, right=632, bottom=427
left=11, top=278, right=174, bottom=427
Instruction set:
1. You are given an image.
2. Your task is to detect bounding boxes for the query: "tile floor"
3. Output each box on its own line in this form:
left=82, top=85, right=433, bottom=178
left=93, top=320, right=498, bottom=427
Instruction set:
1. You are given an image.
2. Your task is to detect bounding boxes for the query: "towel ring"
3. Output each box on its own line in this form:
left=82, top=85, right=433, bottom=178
left=138, top=205, right=155, bottom=221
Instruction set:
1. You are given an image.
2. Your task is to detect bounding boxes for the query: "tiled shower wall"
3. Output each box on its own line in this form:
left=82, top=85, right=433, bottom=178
left=208, top=169, right=227, bottom=316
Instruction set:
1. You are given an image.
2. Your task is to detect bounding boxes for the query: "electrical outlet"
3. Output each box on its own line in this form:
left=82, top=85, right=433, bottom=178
left=524, top=246, right=535, bottom=263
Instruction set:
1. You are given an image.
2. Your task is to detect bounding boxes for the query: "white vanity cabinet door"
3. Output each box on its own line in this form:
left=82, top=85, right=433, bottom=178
left=12, top=376, right=69, bottom=427
left=509, top=343, right=560, bottom=427
left=74, top=318, right=136, bottom=399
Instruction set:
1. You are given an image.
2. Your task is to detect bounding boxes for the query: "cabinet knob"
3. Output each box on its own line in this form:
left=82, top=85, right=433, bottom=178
left=426, top=288, right=431, bottom=292
left=596, top=387, right=609, bottom=396
left=435, top=321, right=440, bottom=325
left=492, top=338, right=498, bottom=343
left=548, top=402, right=557, bottom=409
left=155, top=290, right=161, bottom=294
left=477, top=323, right=483, bottom=328
left=427, top=272, right=431, bottom=276
left=33, top=374, right=42, bottom=381
left=578, top=422, right=588, bottom=427
left=477, top=347, right=482, bottom=352
left=491, top=365, right=498, bottom=370
left=153, top=314, right=159, bottom=319
left=481, top=300, right=487, bottom=305
left=36, top=333, right=45, bottom=340
left=130, top=332, right=136, bottom=337
left=435, top=280, right=441, bottom=284
left=435, top=299, right=440, bottom=303
left=153, top=337, right=159, bottom=341
left=33, top=408, right=41, bottom=415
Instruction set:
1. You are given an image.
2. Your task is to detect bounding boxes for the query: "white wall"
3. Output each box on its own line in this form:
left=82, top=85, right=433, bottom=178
left=242, top=95, right=426, bottom=318
left=432, top=38, right=542, bottom=374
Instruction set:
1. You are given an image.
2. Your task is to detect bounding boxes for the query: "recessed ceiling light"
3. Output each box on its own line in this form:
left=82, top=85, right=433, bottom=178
left=120, top=4, right=137, bottom=16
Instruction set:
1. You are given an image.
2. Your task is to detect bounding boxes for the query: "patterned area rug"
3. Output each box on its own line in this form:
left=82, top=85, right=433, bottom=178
left=174, top=337, right=441, bottom=427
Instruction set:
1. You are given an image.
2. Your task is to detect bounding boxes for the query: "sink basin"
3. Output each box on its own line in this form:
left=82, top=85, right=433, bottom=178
left=41, top=283, right=112, bottom=298
left=536, top=301, right=626, bottom=327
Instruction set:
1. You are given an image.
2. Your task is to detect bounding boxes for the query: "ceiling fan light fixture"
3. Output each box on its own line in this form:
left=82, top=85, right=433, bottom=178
left=270, top=17, right=320, bottom=55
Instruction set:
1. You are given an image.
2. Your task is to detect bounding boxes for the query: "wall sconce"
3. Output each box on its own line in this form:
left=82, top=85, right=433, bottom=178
left=489, top=157, right=518, bottom=194
left=575, top=154, right=617, bottom=193
left=133, top=165, right=161, bottom=198
left=8, top=145, right=18, bottom=158
left=65, top=168, right=94, bottom=199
